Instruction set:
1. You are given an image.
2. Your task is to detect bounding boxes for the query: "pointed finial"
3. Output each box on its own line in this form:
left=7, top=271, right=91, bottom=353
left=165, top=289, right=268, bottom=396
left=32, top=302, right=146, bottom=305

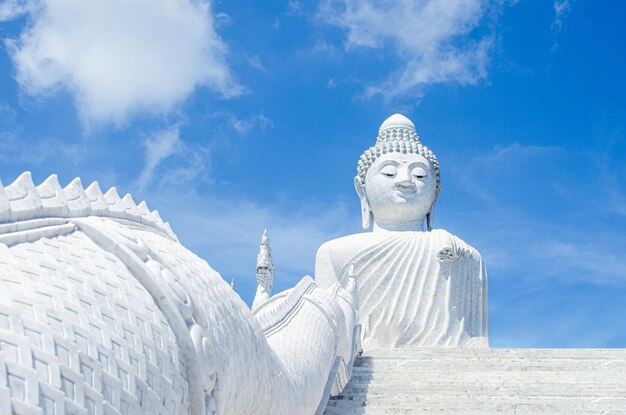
left=255, top=229, right=275, bottom=297
left=378, top=113, right=415, bottom=133
left=230, top=279, right=237, bottom=292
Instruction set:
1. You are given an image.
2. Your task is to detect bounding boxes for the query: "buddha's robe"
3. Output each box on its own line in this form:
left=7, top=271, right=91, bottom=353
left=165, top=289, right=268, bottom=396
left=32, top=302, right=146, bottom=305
left=315, top=229, right=488, bottom=349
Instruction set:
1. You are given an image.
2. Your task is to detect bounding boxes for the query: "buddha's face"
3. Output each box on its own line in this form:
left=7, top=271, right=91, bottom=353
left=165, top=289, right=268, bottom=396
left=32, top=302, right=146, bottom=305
left=362, top=152, right=437, bottom=231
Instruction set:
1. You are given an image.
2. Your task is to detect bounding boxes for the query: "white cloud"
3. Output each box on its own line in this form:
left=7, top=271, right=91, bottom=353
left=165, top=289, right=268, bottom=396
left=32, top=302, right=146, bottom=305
left=246, top=55, right=266, bottom=71
left=551, top=0, right=571, bottom=50
left=287, top=0, right=304, bottom=16
left=145, top=188, right=358, bottom=304
left=318, top=0, right=497, bottom=98
left=0, top=0, right=33, bottom=20
left=160, top=146, right=212, bottom=188
left=210, top=111, right=274, bottom=134
left=0, top=101, right=17, bottom=123
left=528, top=236, right=626, bottom=285
left=137, top=127, right=183, bottom=190
left=552, top=0, right=570, bottom=32
left=232, top=113, right=273, bottom=134
left=136, top=125, right=215, bottom=191
left=0, top=130, right=84, bottom=165
left=3, top=0, right=239, bottom=125
left=444, top=143, right=626, bottom=287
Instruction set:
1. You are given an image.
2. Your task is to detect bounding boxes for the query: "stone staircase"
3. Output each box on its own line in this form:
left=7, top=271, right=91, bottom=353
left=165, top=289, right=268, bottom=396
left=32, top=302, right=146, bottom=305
left=323, top=348, right=626, bottom=414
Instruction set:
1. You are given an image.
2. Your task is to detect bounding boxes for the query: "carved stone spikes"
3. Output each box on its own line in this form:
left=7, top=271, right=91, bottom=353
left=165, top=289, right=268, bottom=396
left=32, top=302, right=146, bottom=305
left=84, top=181, right=110, bottom=216
left=137, top=200, right=148, bottom=214
left=121, top=193, right=141, bottom=221
left=63, top=177, right=91, bottom=217
left=137, top=201, right=153, bottom=226
left=0, top=179, right=10, bottom=223
left=37, top=174, right=69, bottom=217
left=6, top=171, right=43, bottom=221
left=103, top=187, right=125, bottom=218
left=150, top=209, right=164, bottom=227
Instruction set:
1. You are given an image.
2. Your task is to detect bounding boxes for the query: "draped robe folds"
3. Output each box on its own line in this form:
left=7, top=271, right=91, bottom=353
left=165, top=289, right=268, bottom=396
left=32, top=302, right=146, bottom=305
left=315, top=230, right=488, bottom=350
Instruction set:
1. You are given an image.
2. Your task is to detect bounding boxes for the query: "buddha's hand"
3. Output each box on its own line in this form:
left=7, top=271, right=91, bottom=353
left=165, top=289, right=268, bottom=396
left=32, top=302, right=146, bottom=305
left=345, top=262, right=358, bottom=297
left=348, top=262, right=357, bottom=279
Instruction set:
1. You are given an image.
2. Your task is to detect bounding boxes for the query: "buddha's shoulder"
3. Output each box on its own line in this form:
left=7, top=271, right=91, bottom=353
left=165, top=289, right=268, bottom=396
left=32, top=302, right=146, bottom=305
left=430, top=229, right=483, bottom=262
left=318, top=229, right=482, bottom=258
left=317, top=232, right=380, bottom=257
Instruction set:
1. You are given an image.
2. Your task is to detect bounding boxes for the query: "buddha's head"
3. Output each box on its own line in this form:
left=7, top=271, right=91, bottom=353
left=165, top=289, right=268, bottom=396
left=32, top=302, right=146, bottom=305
left=355, top=114, right=441, bottom=232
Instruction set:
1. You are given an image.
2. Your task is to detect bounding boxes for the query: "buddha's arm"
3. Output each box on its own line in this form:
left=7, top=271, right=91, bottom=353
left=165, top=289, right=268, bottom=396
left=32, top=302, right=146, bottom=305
left=315, top=241, right=340, bottom=288
left=479, top=256, right=489, bottom=341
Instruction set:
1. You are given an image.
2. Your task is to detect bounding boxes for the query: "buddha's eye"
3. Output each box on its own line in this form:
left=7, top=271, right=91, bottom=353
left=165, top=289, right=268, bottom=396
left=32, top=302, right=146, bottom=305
left=412, top=167, right=428, bottom=179
left=380, top=165, right=397, bottom=177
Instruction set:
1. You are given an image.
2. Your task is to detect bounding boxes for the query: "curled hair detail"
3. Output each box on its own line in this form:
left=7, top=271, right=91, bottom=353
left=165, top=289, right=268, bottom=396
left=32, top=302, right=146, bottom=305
left=356, top=127, right=441, bottom=189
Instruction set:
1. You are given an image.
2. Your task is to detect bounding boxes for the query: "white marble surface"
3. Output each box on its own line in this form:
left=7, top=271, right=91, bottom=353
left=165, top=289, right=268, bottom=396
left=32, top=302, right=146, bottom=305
left=0, top=172, right=359, bottom=415
left=316, top=114, right=488, bottom=349
left=316, top=230, right=487, bottom=349
left=324, top=348, right=626, bottom=414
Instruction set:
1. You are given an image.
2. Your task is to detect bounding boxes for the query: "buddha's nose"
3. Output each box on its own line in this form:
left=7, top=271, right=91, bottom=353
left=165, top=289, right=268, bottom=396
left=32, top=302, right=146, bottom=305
left=395, top=169, right=414, bottom=188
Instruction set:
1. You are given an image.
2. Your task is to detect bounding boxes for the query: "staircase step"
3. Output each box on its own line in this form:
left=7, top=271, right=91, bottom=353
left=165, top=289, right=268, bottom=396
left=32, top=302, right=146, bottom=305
left=323, top=348, right=626, bottom=415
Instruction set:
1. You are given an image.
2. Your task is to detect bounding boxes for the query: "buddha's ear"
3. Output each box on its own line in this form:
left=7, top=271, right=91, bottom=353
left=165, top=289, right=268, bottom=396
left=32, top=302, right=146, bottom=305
left=354, top=176, right=366, bottom=198
left=354, top=176, right=372, bottom=230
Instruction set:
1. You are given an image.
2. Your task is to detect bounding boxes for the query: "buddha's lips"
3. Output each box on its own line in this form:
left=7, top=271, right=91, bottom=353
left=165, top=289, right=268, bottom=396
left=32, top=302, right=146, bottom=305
left=394, top=187, right=416, bottom=196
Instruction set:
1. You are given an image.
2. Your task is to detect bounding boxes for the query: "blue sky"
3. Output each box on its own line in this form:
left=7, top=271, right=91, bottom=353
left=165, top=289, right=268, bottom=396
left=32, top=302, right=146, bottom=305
left=1, top=0, right=625, bottom=348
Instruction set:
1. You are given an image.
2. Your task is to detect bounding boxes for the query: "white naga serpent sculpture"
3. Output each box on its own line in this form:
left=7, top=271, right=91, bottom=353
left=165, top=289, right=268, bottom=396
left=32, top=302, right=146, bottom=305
left=0, top=172, right=360, bottom=415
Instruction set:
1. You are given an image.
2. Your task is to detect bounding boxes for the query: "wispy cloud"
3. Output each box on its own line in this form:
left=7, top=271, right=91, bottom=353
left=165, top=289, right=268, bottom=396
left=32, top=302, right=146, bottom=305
left=232, top=113, right=273, bottom=134
left=448, top=142, right=562, bottom=202
left=317, top=0, right=501, bottom=98
left=145, top=187, right=357, bottom=303
left=552, top=0, right=571, bottom=33
left=210, top=111, right=274, bottom=134
left=136, top=126, right=214, bottom=191
left=445, top=143, right=626, bottom=287
left=0, top=101, right=17, bottom=123
left=0, top=0, right=33, bottom=20
left=137, top=127, right=183, bottom=190
left=246, top=55, right=266, bottom=71
left=0, top=130, right=84, bottom=165
left=3, top=0, right=240, bottom=126
left=287, top=0, right=304, bottom=16
left=528, top=236, right=626, bottom=285
left=160, top=147, right=212, bottom=188
left=297, top=39, right=340, bottom=60
left=551, top=0, right=572, bottom=50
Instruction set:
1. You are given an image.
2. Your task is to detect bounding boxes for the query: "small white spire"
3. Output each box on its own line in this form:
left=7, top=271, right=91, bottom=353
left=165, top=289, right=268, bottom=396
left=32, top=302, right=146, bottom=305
left=230, top=278, right=237, bottom=292
left=255, top=229, right=275, bottom=297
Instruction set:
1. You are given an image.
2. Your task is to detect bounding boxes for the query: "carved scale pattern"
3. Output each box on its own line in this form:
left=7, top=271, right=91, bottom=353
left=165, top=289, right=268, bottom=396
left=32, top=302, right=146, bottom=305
left=0, top=231, right=188, bottom=415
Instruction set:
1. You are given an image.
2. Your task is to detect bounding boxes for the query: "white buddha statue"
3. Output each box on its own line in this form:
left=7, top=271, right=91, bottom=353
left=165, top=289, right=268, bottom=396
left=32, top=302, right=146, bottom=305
left=315, top=114, right=488, bottom=349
